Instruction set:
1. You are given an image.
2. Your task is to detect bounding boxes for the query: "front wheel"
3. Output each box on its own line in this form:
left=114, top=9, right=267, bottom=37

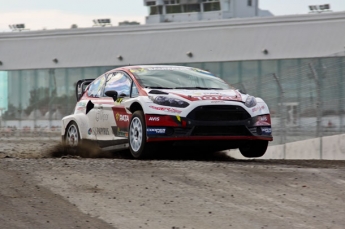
left=129, top=111, right=150, bottom=159
left=239, top=141, right=268, bottom=158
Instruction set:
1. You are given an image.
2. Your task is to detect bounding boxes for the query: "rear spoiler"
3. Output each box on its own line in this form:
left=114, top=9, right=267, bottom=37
left=76, top=79, right=94, bottom=101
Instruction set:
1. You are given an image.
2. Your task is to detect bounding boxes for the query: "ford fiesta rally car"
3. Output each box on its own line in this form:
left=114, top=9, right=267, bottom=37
left=61, top=65, right=273, bottom=158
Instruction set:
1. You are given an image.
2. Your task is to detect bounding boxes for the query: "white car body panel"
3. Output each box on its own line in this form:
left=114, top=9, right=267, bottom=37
left=61, top=65, right=272, bottom=156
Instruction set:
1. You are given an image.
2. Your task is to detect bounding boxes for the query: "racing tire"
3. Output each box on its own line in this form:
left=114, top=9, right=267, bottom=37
left=129, top=111, right=150, bottom=159
left=239, top=140, right=268, bottom=158
left=65, top=121, right=80, bottom=147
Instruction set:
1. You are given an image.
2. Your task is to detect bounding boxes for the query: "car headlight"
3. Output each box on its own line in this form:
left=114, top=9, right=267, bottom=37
left=153, top=96, right=189, bottom=108
left=245, top=96, right=257, bottom=108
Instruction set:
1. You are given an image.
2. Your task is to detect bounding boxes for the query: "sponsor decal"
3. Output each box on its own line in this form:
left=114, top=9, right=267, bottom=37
left=117, top=128, right=128, bottom=137
left=76, top=107, right=86, bottom=111
left=254, top=115, right=271, bottom=126
left=261, top=127, right=272, bottom=135
left=193, top=95, right=238, bottom=101
left=147, top=128, right=166, bottom=135
left=149, top=117, right=160, bottom=121
left=96, top=110, right=108, bottom=122
left=115, top=113, right=129, bottom=122
left=93, top=128, right=110, bottom=135
left=146, top=115, right=185, bottom=127
left=172, top=91, right=242, bottom=102
left=77, top=102, right=87, bottom=107
left=252, top=105, right=265, bottom=113
left=88, top=128, right=92, bottom=135
left=129, top=68, right=146, bottom=73
left=191, top=92, right=221, bottom=96
left=115, top=98, right=123, bottom=104
left=146, top=67, right=187, bottom=71
left=111, top=126, right=128, bottom=137
left=258, top=116, right=268, bottom=122
left=211, top=101, right=225, bottom=104
left=201, top=92, right=221, bottom=95
left=149, top=105, right=182, bottom=114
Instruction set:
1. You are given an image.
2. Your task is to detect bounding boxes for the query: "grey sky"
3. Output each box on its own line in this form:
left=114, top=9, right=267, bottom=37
left=1, top=0, right=344, bottom=31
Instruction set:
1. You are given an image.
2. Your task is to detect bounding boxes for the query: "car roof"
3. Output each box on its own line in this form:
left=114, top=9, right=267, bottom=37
left=107, top=65, right=191, bottom=74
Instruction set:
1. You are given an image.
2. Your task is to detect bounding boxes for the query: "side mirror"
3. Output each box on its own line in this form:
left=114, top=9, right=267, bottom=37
left=105, top=90, right=118, bottom=101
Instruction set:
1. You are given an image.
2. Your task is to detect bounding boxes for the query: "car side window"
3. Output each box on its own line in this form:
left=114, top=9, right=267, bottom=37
left=131, top=83, right=139, bottom=98
left=104, top=72, right=132, bottom=97
left=87, top=75, right=106, bottom=98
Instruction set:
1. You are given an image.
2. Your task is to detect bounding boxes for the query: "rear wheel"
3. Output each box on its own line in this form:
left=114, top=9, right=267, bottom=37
left=239, top=141, right=268, bottom=158
left=65, top=121, right=80, bottom=147
left=129, top=111, right=150, bottom=159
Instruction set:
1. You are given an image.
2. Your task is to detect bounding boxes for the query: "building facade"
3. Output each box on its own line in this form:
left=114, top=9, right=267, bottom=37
left=144, top=0, right=272, bottom=24
left=0, top=11, right=344, bottom=143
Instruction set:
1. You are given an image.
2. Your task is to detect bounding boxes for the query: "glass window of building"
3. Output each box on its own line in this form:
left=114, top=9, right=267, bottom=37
left=0, top=71, right=8, bottom=112
left=203, top=0, right=220, bottom=12
left=167, top=5, right=182, bottom=13
left=247, top=0, right=252, bottom=6
left=222, top=62, right=241, bottom=84
left=183, top=4, right=200, bottom=13
left=184, top=62, right=203, bottom=69
left=83, top=67, right=99, bottom=80
left=150, top=6, right=163, bottom=15
left=223, top=0, right=230, bottom=11
left=147, top=1, right=156, bottom=6
left=165, top=0, right=180, bottom=4
left=203, top=62, right=221, bottom=77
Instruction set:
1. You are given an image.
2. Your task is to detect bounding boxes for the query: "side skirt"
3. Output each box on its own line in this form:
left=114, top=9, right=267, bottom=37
left=98, top=139, right=129, bottom=151
left=102, top=143, right=129, bottom=152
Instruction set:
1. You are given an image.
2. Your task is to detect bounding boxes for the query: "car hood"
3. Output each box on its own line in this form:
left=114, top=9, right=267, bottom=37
left=144, top=88, right=244, bottom=102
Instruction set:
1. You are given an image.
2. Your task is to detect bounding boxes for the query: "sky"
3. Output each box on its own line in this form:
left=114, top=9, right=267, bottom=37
left=0, top=0, right=344, bottom=32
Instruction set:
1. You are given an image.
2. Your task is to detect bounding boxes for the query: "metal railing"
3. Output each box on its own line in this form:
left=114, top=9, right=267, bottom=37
left=233, top=57, right=345, bottom=146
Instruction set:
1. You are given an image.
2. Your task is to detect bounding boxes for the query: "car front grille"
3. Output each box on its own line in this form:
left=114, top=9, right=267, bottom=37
left=192, top=126, right=251, bottom=136
left=173, top=128, right=192, bottom=136
left=187, top=105, right=250, bottom=122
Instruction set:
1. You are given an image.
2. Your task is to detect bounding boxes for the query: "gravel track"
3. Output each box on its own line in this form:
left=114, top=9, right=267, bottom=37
left=1, top=140, right=345, bottom=229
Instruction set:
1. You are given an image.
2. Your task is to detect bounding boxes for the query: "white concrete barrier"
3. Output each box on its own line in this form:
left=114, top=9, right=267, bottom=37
left=285, top=138, right=321, bottom=159
left=228, top=134, right=345, bottom=160
left=322, top=134, right=345, bottom=160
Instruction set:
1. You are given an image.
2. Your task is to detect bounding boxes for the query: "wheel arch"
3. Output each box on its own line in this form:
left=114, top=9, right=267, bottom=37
left=129, top=102, right=143, bottom=114
left=61, top=114, right=93, bottom=141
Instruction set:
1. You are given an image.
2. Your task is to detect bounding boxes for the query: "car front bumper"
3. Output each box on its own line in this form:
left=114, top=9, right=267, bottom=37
left=145, top=113, right=273, bottom=142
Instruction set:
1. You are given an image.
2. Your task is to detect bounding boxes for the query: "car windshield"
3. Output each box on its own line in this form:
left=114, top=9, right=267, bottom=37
left=129, top=67, right=232, bottom=90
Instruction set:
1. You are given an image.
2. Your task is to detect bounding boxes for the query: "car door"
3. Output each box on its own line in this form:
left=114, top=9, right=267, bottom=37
left=100, top=72, right=133, bottom=148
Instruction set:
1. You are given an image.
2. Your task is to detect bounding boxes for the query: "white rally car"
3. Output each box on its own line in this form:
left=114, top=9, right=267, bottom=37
left=61, top=65, right=272, bottom=158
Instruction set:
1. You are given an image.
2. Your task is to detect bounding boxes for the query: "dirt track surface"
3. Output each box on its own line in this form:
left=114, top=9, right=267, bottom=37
left=1, top=140, right=345, bottom=229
